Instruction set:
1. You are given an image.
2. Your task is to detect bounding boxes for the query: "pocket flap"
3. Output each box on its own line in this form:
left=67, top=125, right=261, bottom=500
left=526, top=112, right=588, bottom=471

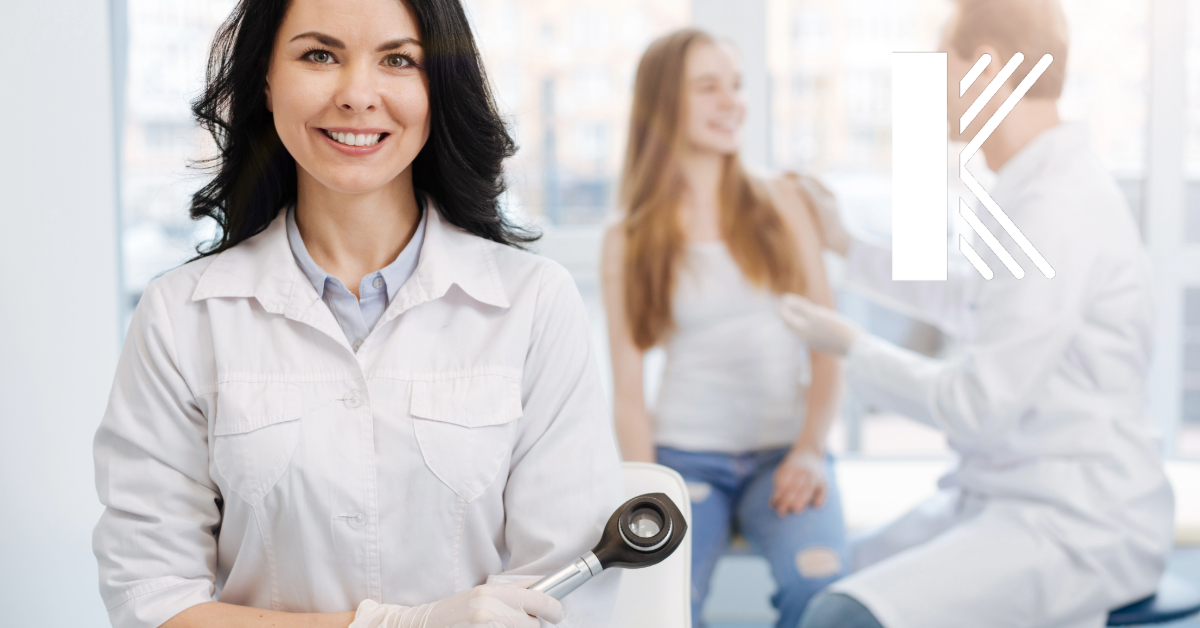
left=410, top=375, right=523, bottom=428
left=214, top=381, right=302, bottom=436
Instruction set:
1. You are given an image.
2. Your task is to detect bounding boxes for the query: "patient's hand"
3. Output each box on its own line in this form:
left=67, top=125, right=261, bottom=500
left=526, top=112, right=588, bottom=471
left=770, top=448, right=828, bottom=516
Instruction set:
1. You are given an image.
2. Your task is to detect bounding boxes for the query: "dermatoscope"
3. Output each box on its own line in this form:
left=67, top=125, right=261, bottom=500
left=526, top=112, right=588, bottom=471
left=529, top=493, right=688, bottom=599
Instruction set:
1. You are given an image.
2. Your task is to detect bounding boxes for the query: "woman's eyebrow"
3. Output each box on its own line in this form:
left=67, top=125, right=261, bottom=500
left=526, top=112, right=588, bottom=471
left=289, top=31, right=344, bottom=48
left=376, top=37, right=423, bottom=52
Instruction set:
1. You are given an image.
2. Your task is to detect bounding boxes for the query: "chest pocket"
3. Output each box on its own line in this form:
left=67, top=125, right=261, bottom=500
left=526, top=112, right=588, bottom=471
left=410, top=374, right=523, bottom=503
left=213, top=381, right=303, bottom=505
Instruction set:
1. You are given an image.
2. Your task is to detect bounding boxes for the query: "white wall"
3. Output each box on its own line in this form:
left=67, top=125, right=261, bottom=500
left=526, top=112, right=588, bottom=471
left=0, top=0, right=120, bottom=625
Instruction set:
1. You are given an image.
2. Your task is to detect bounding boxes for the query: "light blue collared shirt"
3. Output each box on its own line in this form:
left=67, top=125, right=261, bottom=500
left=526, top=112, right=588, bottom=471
left=285, top=201, right=427, bottom=352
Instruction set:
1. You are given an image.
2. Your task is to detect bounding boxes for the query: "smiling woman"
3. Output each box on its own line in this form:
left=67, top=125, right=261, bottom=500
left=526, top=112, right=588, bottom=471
left=92, top=1, right=625, bottom=627
left=190, top=0, right=531, bottom=259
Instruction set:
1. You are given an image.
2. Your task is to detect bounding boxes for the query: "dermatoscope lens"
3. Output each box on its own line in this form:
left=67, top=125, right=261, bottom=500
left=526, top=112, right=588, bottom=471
left=628, top=507, right=664, bottom=538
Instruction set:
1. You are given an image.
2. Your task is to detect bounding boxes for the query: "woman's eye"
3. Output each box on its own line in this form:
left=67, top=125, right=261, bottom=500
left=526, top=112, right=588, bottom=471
left=384, top=55, right=412, bottom=68
left=306, top=50, right=334, bottom=64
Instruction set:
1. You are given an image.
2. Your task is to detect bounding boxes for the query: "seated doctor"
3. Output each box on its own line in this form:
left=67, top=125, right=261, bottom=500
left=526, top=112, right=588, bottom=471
left=782, top=1, right=1175, bottom=627
left=91, top=0, right=624, bottom=627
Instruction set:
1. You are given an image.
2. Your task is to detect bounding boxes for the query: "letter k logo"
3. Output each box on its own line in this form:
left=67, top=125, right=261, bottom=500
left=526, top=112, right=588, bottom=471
left=892, top=51, right=1056, bottom=280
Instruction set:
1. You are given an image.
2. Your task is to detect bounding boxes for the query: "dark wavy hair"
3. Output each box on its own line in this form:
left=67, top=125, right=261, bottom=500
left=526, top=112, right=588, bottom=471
left=190, top=0, right=535, bottom=257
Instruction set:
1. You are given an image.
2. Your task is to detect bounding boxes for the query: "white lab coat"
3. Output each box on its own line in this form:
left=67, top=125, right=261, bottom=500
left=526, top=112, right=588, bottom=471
left=93, top=205, right=624, bottom=628
left=829, top=124, right=1174, bottom=628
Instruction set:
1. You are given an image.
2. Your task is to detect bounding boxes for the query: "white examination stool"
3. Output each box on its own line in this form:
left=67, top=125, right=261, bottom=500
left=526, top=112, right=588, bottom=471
left=608, top=462, right=693, bottom=628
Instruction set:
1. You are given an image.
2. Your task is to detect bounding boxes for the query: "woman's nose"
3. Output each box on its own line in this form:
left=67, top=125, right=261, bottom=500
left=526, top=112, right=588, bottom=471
left=717, top=86, right=739, bottom=110
left=335, top=64, right=380, bottom=113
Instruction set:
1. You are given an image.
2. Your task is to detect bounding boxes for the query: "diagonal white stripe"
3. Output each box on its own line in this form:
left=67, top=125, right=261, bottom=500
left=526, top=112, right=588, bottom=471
left=960, top=53, right=1023, bottom=133
left=960, top=54, right=1056, bottom=279
left=960, top=53, right=993, bottom=97
left=959, top=236, right=994, bottom=280
left=958, top=198, right=1024, bottom=278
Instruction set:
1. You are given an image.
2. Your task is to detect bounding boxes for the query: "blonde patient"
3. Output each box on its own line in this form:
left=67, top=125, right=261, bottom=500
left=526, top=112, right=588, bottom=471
left=602, top=29, right=846, bottom=628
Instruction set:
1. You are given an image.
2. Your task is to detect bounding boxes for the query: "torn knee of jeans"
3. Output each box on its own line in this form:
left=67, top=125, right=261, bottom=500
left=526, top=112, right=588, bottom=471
left=795, top=546, right=842, bottom=578
left=685, top=481, right=711, bottom=503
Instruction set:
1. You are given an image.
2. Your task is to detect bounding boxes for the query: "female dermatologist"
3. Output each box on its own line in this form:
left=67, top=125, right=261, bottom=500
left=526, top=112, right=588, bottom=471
left=601, top=29, right=846, bottom=628
left=92, top=0, right=623, bottom=627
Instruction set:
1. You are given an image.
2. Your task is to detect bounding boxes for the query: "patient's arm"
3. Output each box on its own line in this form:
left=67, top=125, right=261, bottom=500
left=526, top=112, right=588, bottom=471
left=771, top=176, right=844, bottom=515
left=841, top=237, right=977, bottom=337
left=793, top=171, right=975, bottom=336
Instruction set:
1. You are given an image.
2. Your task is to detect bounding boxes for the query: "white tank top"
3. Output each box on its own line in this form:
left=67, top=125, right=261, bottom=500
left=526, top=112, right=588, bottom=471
left=652, top=241, right=810, bottom=453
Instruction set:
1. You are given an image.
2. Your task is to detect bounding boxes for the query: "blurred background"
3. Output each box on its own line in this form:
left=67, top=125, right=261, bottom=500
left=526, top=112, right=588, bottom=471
left=2, top=0, right=1200, bottom=626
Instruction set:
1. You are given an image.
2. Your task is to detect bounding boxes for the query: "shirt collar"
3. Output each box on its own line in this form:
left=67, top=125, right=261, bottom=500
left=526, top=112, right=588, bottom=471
left=285, top=205, right=332, bottom=298
left=191, top=195, right=509, bottom=314
left=283, top=197, right=428, bottom=302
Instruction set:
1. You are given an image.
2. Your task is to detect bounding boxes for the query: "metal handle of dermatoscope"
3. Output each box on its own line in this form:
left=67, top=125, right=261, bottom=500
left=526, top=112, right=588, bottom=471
left=527, top=493, right=688, bottom=600
left=528, top=552, right=605, bottom=600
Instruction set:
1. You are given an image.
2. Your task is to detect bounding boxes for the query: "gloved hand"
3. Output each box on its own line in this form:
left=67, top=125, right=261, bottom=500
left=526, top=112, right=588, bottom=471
left=791, top=173, right=851, bottom=256
left=778, top=293, right=860, bottom=357
left=349, top=581, right=563, bottom=628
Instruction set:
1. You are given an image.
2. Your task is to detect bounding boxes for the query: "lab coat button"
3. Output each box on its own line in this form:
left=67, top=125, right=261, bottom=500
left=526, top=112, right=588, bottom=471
left=345, top=390, right=363, bottom=409
left=339, top=511, right=366, bottom=529
left=352, top=340, right=363, bottom=352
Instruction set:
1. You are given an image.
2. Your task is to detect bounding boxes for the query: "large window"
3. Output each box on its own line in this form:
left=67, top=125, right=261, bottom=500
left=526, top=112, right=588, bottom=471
left=118, top=0, right=1195, bottom=459
left=464, top=0, right=689, bottom=227
left=1179, top=0, right=1200, bottom=456
left=121, top=0, right=231, bottom=311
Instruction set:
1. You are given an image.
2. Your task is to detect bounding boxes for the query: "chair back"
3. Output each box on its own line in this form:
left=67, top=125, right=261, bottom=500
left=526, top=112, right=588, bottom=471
left=608, top=462, right=693, bottom=628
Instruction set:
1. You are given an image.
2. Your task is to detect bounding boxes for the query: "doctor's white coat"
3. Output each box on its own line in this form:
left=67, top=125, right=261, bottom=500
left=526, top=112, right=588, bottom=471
left=830, top=124, right=1174, bottom=628
left=92, top=205, right=624, bottom=628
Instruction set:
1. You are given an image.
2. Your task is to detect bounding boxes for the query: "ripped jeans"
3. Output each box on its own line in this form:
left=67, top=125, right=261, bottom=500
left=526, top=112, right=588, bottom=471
left=656, top=446, right=848, bottom=628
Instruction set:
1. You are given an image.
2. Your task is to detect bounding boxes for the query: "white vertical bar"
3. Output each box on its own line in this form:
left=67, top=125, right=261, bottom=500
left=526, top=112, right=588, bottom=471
left=1145, top=0, right=1187, bottom=454
left=892, top=52, right=948, bottom=281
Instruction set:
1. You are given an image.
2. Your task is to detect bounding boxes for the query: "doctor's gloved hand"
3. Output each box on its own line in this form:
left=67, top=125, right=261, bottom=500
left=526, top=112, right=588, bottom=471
left=779, top=294, right=860, bottom=357
left=349, top=581, right=563, bottom=628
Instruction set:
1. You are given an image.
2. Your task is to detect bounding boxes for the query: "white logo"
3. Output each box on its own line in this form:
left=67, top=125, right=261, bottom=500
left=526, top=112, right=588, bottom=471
left=891, top=52, right=1056, bottom=280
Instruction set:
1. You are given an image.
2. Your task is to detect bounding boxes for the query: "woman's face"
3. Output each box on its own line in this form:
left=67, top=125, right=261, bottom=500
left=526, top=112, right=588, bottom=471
left=265, top=0, right=431, bottom=195
left=682, top=41, right=745, bottom=156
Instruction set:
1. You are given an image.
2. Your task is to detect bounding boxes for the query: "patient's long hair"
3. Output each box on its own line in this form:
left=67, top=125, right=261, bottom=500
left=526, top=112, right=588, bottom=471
left=620, top=29, right=806, bottom=350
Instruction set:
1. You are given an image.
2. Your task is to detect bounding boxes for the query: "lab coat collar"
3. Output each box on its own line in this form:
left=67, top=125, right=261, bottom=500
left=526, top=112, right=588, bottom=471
left=992, top=122, right=1089, bottom=198
left=394, top=199, right=511, bottom=312
left=191, top=198, right=510, bottom=317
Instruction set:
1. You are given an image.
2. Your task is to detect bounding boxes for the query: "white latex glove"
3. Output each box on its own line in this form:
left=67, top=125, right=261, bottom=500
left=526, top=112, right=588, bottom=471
left=778, top=293, right=860, bottom=357
left=349, top=581, right=563, bottom=628
left=792, top=174, right=851, bottom=257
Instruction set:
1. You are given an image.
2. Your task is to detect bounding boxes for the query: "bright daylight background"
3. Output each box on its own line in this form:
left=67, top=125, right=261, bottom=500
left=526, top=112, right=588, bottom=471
left=2, top=0, right=1199, bottom=627
left=118, top=0, right=1192, bottom=457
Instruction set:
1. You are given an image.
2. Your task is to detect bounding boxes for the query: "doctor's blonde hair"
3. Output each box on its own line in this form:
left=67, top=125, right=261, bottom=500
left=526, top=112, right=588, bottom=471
left=948, top=0, right=1069, bottom=100
left=619, top=29, right=807, bottom=351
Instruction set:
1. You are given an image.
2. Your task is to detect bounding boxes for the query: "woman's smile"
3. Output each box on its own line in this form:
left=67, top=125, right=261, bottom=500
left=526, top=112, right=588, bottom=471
left=317, top=126, right=391, bottom=154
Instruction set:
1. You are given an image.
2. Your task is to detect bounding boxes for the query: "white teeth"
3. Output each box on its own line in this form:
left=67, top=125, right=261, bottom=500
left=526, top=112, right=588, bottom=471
left=326, top=130, right=382, bottom=147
